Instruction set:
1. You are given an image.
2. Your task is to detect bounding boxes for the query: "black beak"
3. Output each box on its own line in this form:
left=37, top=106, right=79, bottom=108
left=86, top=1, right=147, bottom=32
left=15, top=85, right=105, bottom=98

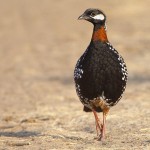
left=78, top=14, right=84, bottom=20
left=78, top=14, right=89, bottom=20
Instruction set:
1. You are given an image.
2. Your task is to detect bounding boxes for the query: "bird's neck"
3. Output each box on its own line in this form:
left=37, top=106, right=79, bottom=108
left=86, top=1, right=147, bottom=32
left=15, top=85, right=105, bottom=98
left=92, top=24, right=108, bottom=42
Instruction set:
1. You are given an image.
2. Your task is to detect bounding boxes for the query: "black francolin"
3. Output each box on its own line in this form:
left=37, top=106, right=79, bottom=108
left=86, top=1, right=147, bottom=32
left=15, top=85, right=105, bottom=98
left=74, top=8, right=128, bottom=140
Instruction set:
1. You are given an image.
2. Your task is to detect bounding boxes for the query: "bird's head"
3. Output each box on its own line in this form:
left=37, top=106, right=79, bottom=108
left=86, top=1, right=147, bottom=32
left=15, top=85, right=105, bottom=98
left=78, top=8, right=106, bottom=25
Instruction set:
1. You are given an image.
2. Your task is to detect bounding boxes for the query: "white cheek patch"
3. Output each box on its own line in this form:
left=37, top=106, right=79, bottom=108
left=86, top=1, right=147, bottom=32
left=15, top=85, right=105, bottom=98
left=92, top=14, right=105, bottom=20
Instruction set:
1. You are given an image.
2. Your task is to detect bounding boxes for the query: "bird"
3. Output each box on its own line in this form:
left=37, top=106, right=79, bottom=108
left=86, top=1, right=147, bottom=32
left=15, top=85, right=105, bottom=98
left=74, top=8, right=128, bottom=141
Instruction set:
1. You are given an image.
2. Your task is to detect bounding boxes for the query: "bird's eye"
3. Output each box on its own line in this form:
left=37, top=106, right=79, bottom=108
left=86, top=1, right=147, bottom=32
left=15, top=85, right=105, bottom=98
left=90, top=12, right=96, bottom=17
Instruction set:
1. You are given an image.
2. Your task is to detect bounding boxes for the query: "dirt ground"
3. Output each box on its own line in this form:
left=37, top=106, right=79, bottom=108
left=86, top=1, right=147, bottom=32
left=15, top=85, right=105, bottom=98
left=0, top=0, right=150, bottom=149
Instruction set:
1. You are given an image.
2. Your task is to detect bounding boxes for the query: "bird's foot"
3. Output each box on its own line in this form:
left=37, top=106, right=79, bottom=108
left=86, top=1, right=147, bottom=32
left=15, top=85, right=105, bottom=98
left=95, top=124, right=105, bottom=141
left=98, top=125, right=105, bottom=141
left=95, top=122, right=103, bottom=136
left=98, top=135, right=105, bottom=141
left=94, top=133, right=105, bottom=141
left=94, top=134, right=101, bottom=140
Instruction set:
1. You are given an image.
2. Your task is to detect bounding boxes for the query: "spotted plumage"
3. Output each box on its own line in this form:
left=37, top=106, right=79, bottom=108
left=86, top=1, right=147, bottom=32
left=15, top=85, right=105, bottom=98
left=74, top=8, right=128, bottom=140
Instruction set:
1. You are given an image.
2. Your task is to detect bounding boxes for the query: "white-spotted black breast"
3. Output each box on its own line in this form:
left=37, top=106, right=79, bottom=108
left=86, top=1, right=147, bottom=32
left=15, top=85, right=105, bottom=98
left=74, top=41, right=127, bottom=107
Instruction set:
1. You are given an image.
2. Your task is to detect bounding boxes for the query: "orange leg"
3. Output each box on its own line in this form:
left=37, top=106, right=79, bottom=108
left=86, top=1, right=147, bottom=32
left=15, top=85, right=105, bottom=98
left=92, top=110, right=103, bottom=136
left=100, top=112, right=106, bottom=140
left=92, top=110, right=107, bottom=141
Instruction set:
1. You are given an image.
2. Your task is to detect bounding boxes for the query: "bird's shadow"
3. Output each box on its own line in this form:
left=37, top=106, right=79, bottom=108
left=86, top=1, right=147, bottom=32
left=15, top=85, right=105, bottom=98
left=0, top=131, right=40, bottom=138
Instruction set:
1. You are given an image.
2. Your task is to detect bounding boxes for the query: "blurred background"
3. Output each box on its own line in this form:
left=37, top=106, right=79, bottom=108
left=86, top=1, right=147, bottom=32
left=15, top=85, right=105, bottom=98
left=0, top=0, right=149, bottom=149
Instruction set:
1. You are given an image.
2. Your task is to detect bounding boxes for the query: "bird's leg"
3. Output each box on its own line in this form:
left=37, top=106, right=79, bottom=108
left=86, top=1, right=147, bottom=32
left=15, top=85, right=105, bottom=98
left=100, top=112, right=106, bottom=141
left=94, top=119, right=99, bottom=136
left=92, top=110, right=103, bottom=136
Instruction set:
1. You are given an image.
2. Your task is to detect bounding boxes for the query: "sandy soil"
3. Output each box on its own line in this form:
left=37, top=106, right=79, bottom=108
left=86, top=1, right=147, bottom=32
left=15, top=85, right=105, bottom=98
left=0, top=0, right=150, bottom=149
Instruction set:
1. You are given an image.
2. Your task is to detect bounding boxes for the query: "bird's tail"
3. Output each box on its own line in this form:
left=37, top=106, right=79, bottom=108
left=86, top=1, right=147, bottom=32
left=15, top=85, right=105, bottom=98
left=83, top=106, right=102, bottom=112
left=83, top=106, right=92, bottom=112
